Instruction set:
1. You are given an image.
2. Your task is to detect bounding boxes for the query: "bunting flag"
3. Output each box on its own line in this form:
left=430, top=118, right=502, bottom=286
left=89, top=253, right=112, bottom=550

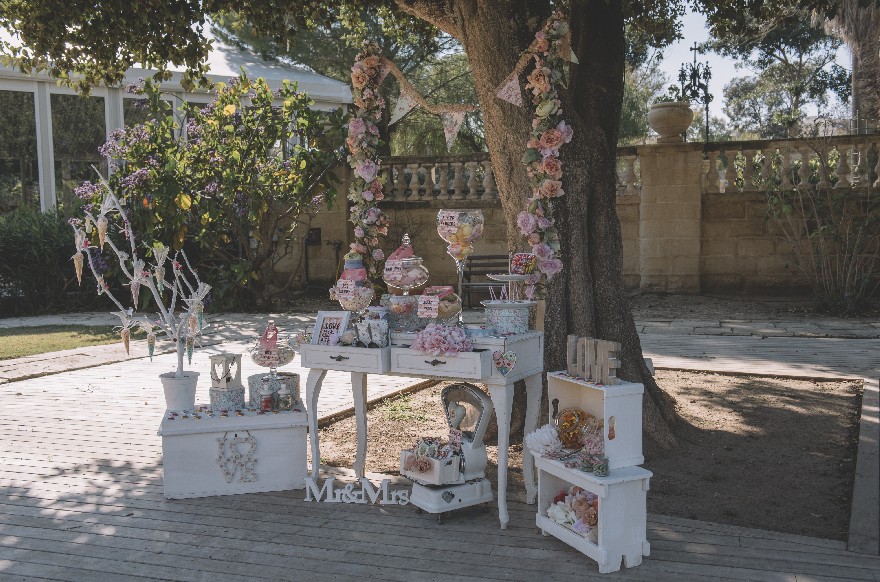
left=496, top=73, right=524, bottom=107
left=389, top=90, right=418, bottom=125
left=377, top=62, right=392, bottom=84
left=441, top=112, right=467, bottom=151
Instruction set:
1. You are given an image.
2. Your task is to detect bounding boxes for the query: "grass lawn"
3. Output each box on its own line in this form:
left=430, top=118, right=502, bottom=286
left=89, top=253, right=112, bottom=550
left=0, top=325, right=141, bottom=360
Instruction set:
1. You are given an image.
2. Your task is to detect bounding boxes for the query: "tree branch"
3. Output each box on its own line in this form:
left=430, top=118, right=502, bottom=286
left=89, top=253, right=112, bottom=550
left=395, top=0, right=460, bottom=39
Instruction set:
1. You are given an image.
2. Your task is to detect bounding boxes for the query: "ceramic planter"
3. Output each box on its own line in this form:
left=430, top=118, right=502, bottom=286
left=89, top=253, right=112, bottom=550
left=160, top=371, right=199, bottom=411
left=647, top=101, right=694, bottom=143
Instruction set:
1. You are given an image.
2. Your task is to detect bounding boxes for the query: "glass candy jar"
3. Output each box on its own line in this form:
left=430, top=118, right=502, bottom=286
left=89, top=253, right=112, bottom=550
left=384, top=257, right=429, bottom=295
left=423, top=285, right=462, bottom=325
left=386, top=295, right=423, bottom=332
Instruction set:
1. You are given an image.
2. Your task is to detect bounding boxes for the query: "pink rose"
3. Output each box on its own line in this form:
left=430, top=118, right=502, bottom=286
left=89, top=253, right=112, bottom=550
left=374, top=191, right=384, bottom=201
left=369, top=180, right=383, bottom=194
left=354, top=226, right=365, bottom=238
left=356, top=160, right=379, bottom=182
left=533, top=242, right=553, bottom=260
left=537, top=217, right=553, bottom=229
left=517, top=211, right=538, bottom=235
left=538, top=257, right=563, bottom=277
left=528, top=233, right=541, bottom=245
left=538, top=179, right=564, bottom=198
left=541, top=157, right=563, bottom=179
left=362, top=190, right=375, bottom=201
left=539, top=129, right=565, bottom=151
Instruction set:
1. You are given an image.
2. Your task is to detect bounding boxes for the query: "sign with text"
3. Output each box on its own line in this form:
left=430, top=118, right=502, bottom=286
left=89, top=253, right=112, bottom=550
left=417, top=294, right=440, bottom=318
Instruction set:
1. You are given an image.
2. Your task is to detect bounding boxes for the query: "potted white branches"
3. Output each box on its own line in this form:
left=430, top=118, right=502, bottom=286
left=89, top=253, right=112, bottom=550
left=71, top=176, right=211, bottom=410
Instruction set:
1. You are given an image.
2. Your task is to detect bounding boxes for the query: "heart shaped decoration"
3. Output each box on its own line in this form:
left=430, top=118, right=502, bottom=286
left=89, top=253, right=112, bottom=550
left=442, top=491, right=455, bottom=503
left=493, top=350, right=517, bottom=376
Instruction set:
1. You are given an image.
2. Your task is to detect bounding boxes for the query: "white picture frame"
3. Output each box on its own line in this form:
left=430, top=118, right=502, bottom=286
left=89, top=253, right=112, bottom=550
left=311, top=311, right=351, bottom=346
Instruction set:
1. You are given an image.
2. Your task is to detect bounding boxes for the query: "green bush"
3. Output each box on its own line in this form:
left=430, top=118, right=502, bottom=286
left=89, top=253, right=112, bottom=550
left=0, top=208, right=109, bottom=315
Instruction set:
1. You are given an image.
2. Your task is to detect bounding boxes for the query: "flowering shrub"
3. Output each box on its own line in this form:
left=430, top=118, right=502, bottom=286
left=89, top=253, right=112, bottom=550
left=81, top=74, right=344, bottom=308
left=518, top=12, right=573, bottom=297
left=346, top=42, right=390, bottom=282
left=410, top=323, right=473, bottom=357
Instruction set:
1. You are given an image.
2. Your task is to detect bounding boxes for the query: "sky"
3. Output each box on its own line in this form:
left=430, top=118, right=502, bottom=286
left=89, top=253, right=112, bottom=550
left=657, top=10, right=852, bottom=120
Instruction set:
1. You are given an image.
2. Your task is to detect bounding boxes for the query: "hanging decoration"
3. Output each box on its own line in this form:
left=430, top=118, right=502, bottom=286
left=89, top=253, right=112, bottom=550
left=389, top=90, right=417, bottom=125
left=496, top=11, right=575, bottom=298
left=441, top=112, right=467, bottom=150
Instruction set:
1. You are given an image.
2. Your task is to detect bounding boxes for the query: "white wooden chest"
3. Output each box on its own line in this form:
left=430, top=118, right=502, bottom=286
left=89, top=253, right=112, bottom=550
left=158, top=409, right=308, bottom=499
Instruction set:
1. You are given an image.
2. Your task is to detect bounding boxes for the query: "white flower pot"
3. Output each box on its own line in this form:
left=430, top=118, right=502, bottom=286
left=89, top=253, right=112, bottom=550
left=647, top=101, right=694, bottom=143
left=160, top=371, right=199, bottom=411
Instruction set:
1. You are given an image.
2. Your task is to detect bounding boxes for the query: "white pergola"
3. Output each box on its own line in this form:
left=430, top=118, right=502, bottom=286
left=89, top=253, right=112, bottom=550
left=0, top=30, right=351, bottom=211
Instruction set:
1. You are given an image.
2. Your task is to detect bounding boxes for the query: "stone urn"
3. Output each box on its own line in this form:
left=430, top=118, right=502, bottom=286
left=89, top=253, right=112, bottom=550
left=647, top=101, right=694, bottom=143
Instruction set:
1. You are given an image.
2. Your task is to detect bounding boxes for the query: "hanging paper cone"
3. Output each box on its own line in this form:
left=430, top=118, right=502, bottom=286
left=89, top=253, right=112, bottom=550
left=72, top=253, right=84, bottom=285
left=441, top=112, right=466, bottom=151
left=121, top=328, right=131, bottom=355
left=188, top=314, right=198, bottom=335
left=131, top=280, right=140, bottom=306
left=186, top=336, right=194, bottom=364
left=96, top=215, right=108, bottom=250
left=495, top=73, right=524, bottom=107
left=97, top=276, right=105, bottom=295
left=195, top=302, right=204, bottom=330
left=74, top=229, right=85, bottom=250
left=147, top=332, right=156, bottom=361
left=389, top=90, right=417, bottom=125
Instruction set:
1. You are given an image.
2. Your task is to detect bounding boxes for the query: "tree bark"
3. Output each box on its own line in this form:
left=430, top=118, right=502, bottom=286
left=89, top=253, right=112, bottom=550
left=402, top=0, right=678, bottom=446
left=851, top=30, right=880, bottom=130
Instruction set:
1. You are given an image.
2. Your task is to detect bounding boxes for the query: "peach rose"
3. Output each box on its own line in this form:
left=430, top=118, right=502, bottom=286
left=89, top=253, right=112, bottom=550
left=538, top=179, right=564, bottom=198
left=539, top=128, right=565, bottom=151
left=535, top=38, right=550, bottom=53
left=526, top=67, right=551, bottom=95
left=351, top=71, right=369, bottom=89
left=362, top=56, right=380, bottom=69
left=541, top=157, right=563, bottom=179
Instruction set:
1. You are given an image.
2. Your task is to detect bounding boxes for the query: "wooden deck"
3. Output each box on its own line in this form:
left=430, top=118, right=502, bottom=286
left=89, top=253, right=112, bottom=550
left=2, top=345, right=879, bottom=580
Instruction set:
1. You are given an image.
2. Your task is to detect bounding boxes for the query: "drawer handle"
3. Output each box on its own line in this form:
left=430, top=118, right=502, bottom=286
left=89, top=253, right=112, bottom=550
left=425, top=359, right=445, bottom=366
left=330, top=355, right=349, bottom=362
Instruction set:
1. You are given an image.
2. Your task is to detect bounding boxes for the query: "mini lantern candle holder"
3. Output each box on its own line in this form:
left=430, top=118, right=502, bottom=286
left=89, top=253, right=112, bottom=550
left=208, top=352, right=245, bottom=411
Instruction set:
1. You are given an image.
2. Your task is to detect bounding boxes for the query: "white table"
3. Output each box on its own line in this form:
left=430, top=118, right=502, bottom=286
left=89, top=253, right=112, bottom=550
left=300, top=330, right=544, bottom=529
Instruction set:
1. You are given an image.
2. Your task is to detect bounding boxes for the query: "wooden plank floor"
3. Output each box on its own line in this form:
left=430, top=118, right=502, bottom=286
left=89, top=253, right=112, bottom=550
left=2, top=349, right=880, bottom=580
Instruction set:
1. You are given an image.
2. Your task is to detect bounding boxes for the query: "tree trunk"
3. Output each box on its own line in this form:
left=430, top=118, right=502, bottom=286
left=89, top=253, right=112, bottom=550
left=402, top=0, right=678, bottom=446
left=852, top=30, right=880, bottom=131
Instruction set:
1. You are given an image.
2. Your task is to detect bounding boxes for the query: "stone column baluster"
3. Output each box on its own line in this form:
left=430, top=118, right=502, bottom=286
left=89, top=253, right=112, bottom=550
left=407, top=163, right=420, bottom=198
left=759, top=149, right=775, bottom=190
left=423, top=163, right=435, bottom=199
left=835, top=146, right=852, bottom=188
left=623, top=155, right=639, bottom=195
left=481, top=160, right=497, bottom=198
left=780, top=148, right=794, bottom=191
left=394, top=163, right=407, bottom=198
left=797, top=148, right=812, bottom=190
left=816, top=146, right=831, bottom=189
left=451, top=162, right=465, bottom=199
left=705, top=151, right=721, bottom=193
left=723, top=150, right=738, bottom=193
left=466, top=161, right=479, bottom=199
left=380, top=164, right=393, bottom=200
left=741, top=149, right=756, bottom=191
left=873, top=143, right=880, bottom=189
left=438, top=162, right=450, bottom=199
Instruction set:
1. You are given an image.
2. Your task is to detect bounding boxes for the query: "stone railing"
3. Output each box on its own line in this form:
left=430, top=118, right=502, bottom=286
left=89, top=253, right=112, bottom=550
left=381, top=148, right=643, bottom=201
left=702, top=135, right=880, bottom=194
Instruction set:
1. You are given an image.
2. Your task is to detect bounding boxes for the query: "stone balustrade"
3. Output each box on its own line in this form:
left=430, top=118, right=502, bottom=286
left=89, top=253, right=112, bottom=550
left=381, top=148, right=643, bottom=201
left=703, top=135, right=880, bottom=194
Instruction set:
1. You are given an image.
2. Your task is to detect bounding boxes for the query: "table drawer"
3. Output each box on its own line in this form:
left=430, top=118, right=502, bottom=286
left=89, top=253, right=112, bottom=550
left=390, top=348, right=490, bottom=379
left=300, top=345, right=390, bottom=373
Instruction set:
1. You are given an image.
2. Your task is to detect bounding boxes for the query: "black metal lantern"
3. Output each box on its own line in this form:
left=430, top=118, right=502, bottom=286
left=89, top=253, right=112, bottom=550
left=679, top=43, right=714, bottom=142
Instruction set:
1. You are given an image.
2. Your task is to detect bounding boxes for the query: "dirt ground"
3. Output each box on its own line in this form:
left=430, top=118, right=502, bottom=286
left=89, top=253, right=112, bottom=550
left=318, top=371, right=862, bottom=541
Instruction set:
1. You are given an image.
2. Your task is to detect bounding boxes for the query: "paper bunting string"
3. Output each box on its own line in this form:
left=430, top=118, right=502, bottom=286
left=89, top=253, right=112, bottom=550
left=442, top=112, right=466, bottom=151
left=377, top=62, right=392, bottom=84
left=496, top=73, right=524, bottom=107
left=389, top=90, right=418, bottom=125
left=380, top=58, right=479, bottom=116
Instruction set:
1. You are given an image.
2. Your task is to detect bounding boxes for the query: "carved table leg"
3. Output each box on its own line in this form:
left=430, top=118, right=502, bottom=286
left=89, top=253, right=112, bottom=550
left=523, top=372, right=543, bottom=504
left=488, top=383, right=514, bottom=529
left=305, top=368, right=327, bottom=479
left=351, top=371, right=368, bottom=479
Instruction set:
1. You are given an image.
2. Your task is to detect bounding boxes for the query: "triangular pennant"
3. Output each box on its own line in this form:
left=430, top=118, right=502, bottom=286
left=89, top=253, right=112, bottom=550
left=495, top=73, right=523, bottom=107
left=441, top=111, right=466, bottom=151
left=389, top=90, right=418, bottom=125
left=569, top=49, right=579, bottom=64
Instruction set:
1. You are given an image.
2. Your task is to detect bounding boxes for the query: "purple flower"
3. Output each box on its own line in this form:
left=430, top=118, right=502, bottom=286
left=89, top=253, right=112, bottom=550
left=537, top=217, right=553, bottom=230
left=356, top=160, right=379, bottom=182
left=533, top=242, right=553, bottom=260
left=348, top=118, right=366, bottom=136
left=557, top=120, right=574, bottom=144
left=538, top=257, right=563, bottom=277
left=74, top=181, right=101, bottom=200
left=372, top=248, right=385, bottom=261
left=354, top=226, right=365, bottom=238
left=517, top=211, right=538, bottom=235
left=121, top=167, right=150, bottom=189
left=204, top=182, right=220, bottom=195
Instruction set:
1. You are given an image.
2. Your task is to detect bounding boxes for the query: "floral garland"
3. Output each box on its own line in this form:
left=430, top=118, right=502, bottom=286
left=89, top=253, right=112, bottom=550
left=518, top=12, right=573, bottom=298
left=346, top=42, right=390, bottom=281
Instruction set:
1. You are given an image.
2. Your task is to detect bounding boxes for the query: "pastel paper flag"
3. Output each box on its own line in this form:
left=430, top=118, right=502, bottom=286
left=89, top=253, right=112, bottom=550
left=378, top=62, right=392, bottom=84
left=389, top=90, right=418, bottom=125
left=495, top=73, right=523, bottom=107
left=441, top=111, right=466, bottom=151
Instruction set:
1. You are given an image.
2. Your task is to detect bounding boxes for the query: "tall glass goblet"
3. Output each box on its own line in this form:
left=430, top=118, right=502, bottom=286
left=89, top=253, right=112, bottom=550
left=436, top=209, right=484, bottom=324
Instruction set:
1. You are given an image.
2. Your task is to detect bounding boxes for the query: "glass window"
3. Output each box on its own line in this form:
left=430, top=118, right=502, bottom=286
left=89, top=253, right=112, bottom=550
left=51, top=93, right=107, bottom=216
left=0, top=90, right=39, bottom=213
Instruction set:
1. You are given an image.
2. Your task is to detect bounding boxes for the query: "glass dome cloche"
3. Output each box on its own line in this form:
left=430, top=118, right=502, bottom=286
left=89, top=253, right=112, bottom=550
left=382, top=234, right=429, bottom=295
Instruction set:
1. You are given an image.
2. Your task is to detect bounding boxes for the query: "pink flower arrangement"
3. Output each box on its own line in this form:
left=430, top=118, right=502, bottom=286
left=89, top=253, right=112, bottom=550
left=519, top=11, right=574, bottom=298
left=411, top=323, right=473, bottom=357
